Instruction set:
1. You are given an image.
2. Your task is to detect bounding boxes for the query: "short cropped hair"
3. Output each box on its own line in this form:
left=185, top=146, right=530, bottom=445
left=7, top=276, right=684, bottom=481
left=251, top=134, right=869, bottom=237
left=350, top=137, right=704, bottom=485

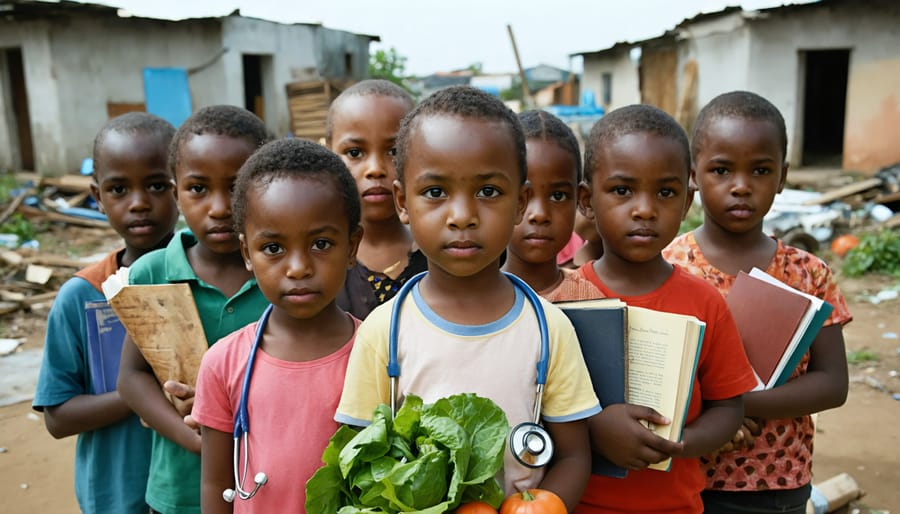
left=325, top=79, right=415, bottom=145
left=395, top=85, right=526, bottom=184
left=692, top=90, right=788, bottom=160
left=169, top=105, right=270, bottom=175
left=583, top=104, right=691, bottom=182
left=93, top=112, right=175, bottom=178
left=519, top=109, right=583, bottom=182
left=232, top=138, right=360, bottom=234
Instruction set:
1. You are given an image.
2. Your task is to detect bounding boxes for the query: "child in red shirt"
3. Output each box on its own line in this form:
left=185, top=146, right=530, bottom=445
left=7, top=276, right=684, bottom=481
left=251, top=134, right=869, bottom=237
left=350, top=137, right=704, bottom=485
left=574, top=104, right=758, bottom=514
left=664, top=91, right=851, bottom=514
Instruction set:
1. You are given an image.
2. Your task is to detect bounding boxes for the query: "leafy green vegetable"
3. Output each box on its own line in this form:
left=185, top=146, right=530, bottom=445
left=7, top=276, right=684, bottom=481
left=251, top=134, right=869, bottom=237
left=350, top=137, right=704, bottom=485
left=306, top=393, right=509, bottom=514
left=842, top=229, right=900, bottom=277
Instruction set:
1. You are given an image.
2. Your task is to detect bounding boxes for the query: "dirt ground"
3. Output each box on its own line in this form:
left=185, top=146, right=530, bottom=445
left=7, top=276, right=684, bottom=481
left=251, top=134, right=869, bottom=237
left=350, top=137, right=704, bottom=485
left=0, top=226, right=898, bottom=513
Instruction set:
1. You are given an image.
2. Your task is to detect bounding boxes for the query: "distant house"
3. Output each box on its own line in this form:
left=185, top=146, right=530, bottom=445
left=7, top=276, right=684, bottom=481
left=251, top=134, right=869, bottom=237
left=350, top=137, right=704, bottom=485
left=574, top=0, right=900, bottom=173
left=524, top=63, right=572, bottom=91
left=0, top=0, right=377, bottom=175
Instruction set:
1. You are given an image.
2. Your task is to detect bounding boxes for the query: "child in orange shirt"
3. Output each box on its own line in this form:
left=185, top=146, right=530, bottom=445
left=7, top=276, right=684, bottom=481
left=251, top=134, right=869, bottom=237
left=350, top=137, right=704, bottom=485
left=664, top=91, right=851, bottom=514
left=574, top=104, right=758, bottom=514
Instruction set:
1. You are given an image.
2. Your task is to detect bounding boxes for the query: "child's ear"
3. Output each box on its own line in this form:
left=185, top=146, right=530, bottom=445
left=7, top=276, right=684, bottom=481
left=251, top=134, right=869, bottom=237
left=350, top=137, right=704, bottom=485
left=347, top=225, right=364, bottom=268
left=89, top=180, right=105, bottom=214
left=515, top=181, right=532, bottom=225
left=683, top=168, right=697, bottom=221
left=577, top=181, right=595, bottom=221
left=393, top=179, right=410, bottom=224
left=239, top=234, right=253, bottom=272
left=778, top=162, right=789, bottom=194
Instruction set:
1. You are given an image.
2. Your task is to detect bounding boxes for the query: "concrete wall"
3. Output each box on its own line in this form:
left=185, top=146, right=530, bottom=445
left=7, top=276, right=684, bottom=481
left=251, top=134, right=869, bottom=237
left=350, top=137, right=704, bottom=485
left=222, top=17, right=322, bottom=138
left=582, top=48, right=640, bottom=111
left=0, top=20, right=66, bottom=173
left=747, top=1, right=900, bottom=172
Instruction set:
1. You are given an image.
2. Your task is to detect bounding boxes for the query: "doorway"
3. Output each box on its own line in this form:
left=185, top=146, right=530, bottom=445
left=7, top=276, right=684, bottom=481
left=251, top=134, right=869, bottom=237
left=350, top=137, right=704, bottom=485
left=242, top=54, right=270, bottom=122
left=4, top=48, right=34, bottom=171
left=801, top=49, right=850, bottom=167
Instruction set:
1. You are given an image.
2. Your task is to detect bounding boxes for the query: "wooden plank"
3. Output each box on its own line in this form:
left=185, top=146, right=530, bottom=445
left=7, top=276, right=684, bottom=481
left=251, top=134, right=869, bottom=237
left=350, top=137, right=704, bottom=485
left=874, top=191, right=900, bottom=205
left=16, top=205, right=110, bottom=228
left=40, top=174, right=94, bottom=193
left=802, top=177, right=883, bottom=205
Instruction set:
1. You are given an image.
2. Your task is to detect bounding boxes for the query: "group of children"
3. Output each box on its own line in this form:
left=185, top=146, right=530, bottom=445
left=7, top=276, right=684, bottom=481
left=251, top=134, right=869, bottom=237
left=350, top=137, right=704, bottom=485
left=34, top=80, right=850, bottom=514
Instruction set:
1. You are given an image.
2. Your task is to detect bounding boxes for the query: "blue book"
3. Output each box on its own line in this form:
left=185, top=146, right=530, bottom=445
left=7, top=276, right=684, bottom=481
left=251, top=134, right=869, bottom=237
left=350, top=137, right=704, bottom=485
left=84, top=300, right=127, bottom=394
left=558, top=298, right=630, bottom=478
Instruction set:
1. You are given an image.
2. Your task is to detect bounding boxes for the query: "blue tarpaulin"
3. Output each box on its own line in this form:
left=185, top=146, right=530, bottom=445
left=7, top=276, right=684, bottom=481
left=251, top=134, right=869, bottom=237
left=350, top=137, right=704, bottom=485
left=143, top=68, right=192, bottom=127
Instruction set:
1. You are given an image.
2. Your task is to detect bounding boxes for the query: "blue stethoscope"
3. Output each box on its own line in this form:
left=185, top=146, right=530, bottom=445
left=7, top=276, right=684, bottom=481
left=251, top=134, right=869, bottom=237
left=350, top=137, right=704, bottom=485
left=222, top=270, right=556, bottom=504
left=389, top=271, right=555, bottom=468
left=223, top=304, right=273, bottom=503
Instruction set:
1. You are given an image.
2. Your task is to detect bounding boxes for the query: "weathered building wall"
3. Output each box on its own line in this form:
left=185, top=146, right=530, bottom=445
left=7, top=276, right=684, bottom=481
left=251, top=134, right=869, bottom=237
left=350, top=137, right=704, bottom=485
left=581, top=48, right=640, bottom=111
left=747, top=1, right=900, bottom=171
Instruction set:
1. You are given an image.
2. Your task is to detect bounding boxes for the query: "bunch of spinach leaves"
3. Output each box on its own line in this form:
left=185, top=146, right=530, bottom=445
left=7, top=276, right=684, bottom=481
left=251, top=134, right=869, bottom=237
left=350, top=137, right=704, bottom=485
left=306, top=393, right=509, bottom=513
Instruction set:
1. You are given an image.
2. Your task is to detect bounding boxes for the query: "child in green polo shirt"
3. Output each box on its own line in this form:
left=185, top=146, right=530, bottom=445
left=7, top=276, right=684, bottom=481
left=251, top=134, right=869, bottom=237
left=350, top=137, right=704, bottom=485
left=117, top=105, right=271, bottom=514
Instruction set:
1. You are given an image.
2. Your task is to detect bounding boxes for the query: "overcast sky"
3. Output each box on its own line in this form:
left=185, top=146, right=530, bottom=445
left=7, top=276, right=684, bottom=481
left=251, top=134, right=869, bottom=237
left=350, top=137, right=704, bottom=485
left=88, top=0, right=813, bottom=76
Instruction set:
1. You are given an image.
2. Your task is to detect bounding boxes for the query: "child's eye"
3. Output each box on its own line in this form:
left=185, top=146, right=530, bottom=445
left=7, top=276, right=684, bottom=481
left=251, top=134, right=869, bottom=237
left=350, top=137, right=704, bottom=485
left=549, top=191, right=569, bottom=202
left=753, top=167, right=771, bottom=176
left=423, top=187, right=445, bottom=199
left=188, top=184, right=207, bottom=194
left=108, top=185, right=127, bottom=196
left=387, top=147, right=397, bottom=157
left=712, top=167, right=729, bottom=175
left=659, top=188, right=678, bottom=199
left=476, top=186, right=501, bottom=198
left=261, top=243, right=283, bottom=255
left=346, top=148, right=363, bottom=159
left=148, top=182, right=170, bottom=193
left=611, top=185, right=630, bottom=196
left=312, top=239, right=333, bottom=251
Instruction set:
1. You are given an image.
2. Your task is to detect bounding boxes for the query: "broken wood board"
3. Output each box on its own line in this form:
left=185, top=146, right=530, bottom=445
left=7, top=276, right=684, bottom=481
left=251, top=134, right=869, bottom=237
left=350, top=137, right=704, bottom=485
left=40, top=175, right=93, bottom=193
left=803, top=177, right=883, bottom=205
left=103, top=281, right=208, bottom=392
left=16, top=205, right=109, bottom=228
left=25, top=264, right=53, bottom=285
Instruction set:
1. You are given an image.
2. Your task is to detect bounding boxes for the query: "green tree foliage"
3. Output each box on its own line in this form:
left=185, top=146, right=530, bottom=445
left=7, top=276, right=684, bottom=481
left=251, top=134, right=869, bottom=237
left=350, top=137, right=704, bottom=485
left=369, top=47, right=408, bottom=88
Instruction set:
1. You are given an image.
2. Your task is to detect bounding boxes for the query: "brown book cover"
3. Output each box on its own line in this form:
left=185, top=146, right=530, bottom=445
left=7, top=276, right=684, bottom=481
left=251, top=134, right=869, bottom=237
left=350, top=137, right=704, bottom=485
left=726, top=271, right=812, bottom=387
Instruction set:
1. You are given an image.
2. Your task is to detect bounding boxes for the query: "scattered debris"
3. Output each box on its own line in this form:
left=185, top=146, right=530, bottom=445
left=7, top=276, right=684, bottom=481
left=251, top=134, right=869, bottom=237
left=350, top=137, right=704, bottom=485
left=24, top=264, right=53, bottom=285
left=0, top=338, right=23, bottom=356
left=0, top=447, right=7, bottom=453
left=882, top=332, right=899, bottom=340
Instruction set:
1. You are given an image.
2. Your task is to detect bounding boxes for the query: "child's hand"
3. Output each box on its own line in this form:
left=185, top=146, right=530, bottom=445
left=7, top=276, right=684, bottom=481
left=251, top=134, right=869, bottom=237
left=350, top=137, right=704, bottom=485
left=591, top=403, right=684, bottom=470
left=163, top=380, right=195, bottom=418
left=716, top=417, right=763, bottom=453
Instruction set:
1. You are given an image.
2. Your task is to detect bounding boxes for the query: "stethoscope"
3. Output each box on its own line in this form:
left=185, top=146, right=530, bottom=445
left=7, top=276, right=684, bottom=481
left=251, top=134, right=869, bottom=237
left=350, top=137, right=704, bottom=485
left=222, top=304, right=273, bottom=503
left=389, top=271, right=555, bottom=468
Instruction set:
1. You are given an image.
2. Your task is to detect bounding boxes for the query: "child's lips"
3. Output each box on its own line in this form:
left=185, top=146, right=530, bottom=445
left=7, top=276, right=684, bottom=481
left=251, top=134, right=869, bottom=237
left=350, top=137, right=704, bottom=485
left=362, top=187, right=392, bottom=203
left=728, top=204, right=755, bottom=219
left=127, top=220, right=156, bottom=235
left=445, top=240, right=480, bottom=257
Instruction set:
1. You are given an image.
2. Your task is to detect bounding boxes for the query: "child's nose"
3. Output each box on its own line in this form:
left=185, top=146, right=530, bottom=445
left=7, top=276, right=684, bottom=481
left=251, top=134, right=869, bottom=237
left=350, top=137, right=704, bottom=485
left=208, top=191, right=231, bottom=218
left=363, top=154, right=389, bottom=180
left=527, top=199, right=550, bottom=225
left=286, top=251, right=313, bottom=278
left=128, top=190, right=151, bottom=212
left=631, top=195, right=657, bottom=220
left=447, top=196, right=478, bottom=229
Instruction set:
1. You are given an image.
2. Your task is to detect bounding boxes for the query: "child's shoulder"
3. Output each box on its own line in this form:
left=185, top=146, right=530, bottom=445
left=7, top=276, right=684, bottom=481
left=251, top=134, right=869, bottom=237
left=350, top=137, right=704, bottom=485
left=128, top=231, right=193, bottom=284
left=773, top=239, right=835, bottom=275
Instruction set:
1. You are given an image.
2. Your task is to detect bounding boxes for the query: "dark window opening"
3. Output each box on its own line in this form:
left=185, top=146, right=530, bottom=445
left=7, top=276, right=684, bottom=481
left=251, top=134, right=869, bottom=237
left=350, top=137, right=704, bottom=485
left=801, top=49, right=850, bottom=167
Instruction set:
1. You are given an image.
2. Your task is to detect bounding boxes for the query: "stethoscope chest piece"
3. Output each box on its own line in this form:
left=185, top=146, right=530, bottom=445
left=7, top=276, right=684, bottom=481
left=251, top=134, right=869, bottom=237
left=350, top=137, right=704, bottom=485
left=509, top=421, right=554, bottom=468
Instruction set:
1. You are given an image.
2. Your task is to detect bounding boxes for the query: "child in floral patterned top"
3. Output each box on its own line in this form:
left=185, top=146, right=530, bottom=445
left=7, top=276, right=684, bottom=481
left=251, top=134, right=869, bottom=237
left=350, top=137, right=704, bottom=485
left=663, top=91, right=851, bottom=514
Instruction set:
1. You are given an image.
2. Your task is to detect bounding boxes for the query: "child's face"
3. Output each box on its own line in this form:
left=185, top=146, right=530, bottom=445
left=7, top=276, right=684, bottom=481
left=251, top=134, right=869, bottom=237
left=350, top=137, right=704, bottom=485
left=395, top=115, right=527, bottom=278
left=329, top=95, right=410, bottom=225
left=508, top=139, right=578, bottom=266
left=240, top=175, right=361, bottom=320
left=175, top=134, right=257, bottom=254
left=579, top=133, right=690, bottom=265
left=91, top=130, right=178, bottom=252
left=693, top=117, right=787, bottom=235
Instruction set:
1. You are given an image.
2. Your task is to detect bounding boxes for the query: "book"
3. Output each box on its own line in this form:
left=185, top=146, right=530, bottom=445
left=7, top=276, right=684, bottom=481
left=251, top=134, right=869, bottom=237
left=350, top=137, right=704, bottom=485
left=558, top=298, right=629, bottom=478
left=101, top=267, right=208, bottom=394
left=728, top=268, right=833, bottom=390
left=84, top=300, right=127, bottom=394
left=625, top=306, right=705, bottom=471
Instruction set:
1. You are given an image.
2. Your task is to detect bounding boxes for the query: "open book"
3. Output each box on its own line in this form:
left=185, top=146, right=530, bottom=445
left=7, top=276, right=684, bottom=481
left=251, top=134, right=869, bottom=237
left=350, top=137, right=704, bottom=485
left=727, top=268, right=833, bottom=390
left=558, top=300, right=705, bottom=473
left=101, top=267, right=208, bottom=394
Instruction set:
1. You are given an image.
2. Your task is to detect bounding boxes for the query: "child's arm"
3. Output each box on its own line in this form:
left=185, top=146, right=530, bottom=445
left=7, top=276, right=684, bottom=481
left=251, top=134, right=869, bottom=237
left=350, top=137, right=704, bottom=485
left=680, top=396, right=744, bottom=458
left=744, top=325, right=848, bottom=419
left=43, top=392, right=134, bottom=438
left=539, top=419, right=592, bottom=511
left=588, top=403, right=684, bottom=470
left=117, top=334, right=202, bottom=453
left=200, top=426, right=234, bottom=514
